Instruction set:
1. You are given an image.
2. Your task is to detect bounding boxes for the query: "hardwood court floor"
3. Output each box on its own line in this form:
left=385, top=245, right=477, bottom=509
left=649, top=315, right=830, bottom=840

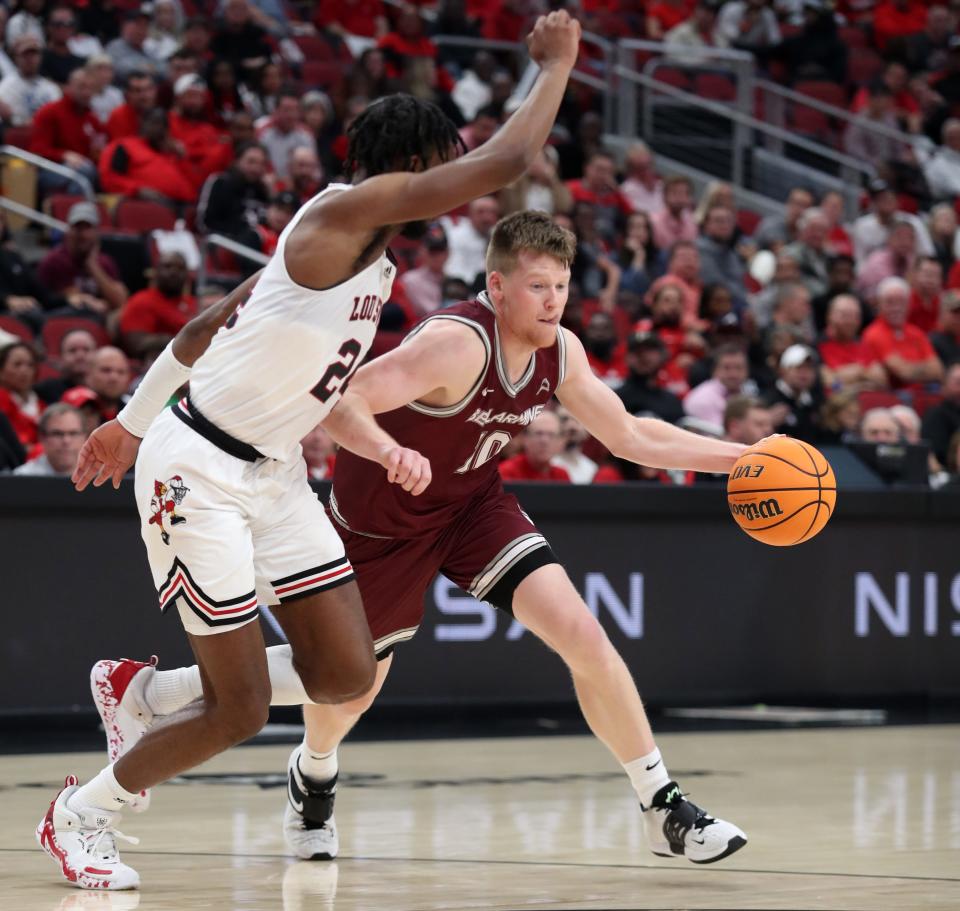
left=2, top=724, right=958, bottom=911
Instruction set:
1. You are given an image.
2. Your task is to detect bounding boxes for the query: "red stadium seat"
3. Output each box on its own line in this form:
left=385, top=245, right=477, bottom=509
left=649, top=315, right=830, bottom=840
left=857, top=390, right=900, bottom=413
left=35, top=359, right=61, bottom=382
left=847, top=48, right=884, bottom=86
left=293, top=34, right=338, bottom=61
left=653, top=67, right=690, bottom=91
left=0, top=315, right=34, bottom=341
left=911, top=391, right=942, bottom=417
left=788, top=105, right=831, bottom=139
left=3, top=125, right=33, bottom=149
left=838, top=26, right=868, bottom=48
left=301, top=60, right=344, bottom=91
left=41, top=317, right=110, bottom=356
left=794, top=80, right=848, bottom=109
left=45, top=194, right=110, bottom=228
left=114, top=199, right=177, bottom=233
left=694, top=73, right=736, bottom=102
left=736, top=208, right=761, bottom=236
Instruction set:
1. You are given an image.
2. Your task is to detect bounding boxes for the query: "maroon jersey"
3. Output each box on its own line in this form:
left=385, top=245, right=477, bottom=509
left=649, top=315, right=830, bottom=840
left=330, top=293, right=567, bottom=538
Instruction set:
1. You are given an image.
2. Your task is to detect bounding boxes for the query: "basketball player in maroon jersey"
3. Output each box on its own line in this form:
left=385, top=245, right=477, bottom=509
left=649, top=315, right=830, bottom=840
left=117, top=212, right=751, bottom=865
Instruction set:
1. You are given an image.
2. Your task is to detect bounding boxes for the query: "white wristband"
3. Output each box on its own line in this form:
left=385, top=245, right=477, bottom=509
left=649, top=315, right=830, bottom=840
left=117, top=343, right=193, bottom=438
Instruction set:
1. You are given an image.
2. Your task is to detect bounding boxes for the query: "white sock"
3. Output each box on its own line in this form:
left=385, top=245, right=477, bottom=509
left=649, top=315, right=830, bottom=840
left=143, top=666, right=203, bottom=716
left=266, top=645, right=313, bottom=705
left=623, top=747, right=671, bottom=809
left=70, top=765, right=139, bottom=813
left=297, top=743, right=338, bottom=784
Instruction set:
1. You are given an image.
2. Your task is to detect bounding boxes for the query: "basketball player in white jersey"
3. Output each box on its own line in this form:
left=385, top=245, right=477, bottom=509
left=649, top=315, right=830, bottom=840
left=95, top=213, right=757, bottom=871
left=36, top=13, right=582, bottom=891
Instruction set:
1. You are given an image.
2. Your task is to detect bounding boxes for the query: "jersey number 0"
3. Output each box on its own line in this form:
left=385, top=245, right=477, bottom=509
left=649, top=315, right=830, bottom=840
left=455, top=430, right=512, bottom=474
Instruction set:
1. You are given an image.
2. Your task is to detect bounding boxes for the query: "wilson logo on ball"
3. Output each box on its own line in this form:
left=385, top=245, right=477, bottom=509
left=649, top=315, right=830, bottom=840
left=729, top=499, right=783, bottom=521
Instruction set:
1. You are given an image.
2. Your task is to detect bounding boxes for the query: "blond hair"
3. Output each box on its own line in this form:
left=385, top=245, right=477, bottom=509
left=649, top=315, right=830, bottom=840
left=485, top=210, right=576, bottom=276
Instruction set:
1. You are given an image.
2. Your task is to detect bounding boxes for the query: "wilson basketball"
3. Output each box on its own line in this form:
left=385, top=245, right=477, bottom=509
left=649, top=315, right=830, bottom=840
left=727, top=437, right=836, bottom=546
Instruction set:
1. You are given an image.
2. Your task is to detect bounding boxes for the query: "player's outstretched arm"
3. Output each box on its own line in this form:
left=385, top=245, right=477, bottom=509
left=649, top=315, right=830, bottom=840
left=322, top=12, right=581, bottom=229
left=72, top=273, right=263, bottom=492
left=322, top=390, right=431, bottom=495
left=555, top=329, right=748, bottom=474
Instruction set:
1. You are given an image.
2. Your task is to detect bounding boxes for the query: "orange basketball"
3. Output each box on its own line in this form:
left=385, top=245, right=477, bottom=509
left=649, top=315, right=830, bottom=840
left=727, top=437, right=837, bottom=546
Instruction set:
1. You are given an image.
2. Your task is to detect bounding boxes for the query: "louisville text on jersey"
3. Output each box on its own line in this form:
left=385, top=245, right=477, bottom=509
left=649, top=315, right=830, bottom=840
left=349, top=294, right=383, bottom=323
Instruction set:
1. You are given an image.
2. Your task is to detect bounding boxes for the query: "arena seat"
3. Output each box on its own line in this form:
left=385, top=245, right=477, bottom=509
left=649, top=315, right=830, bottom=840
left=2, top=125, right=33, bottom=149
left=794, top=80, right=848, bottom=109
left=847, top=48, right=884, bottom=86
left=41, top=316, right=110, bottom=356
left=114, top=199, right=178, bottom=233
left=0, top=315, right=34, bottom=341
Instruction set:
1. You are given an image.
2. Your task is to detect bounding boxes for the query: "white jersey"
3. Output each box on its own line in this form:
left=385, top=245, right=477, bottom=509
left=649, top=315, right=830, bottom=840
left=189, top=183, right=396, bottom=461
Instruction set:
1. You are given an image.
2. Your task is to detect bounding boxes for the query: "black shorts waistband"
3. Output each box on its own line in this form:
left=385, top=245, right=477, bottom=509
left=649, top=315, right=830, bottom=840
left=172, top=397, right=264, bottom=462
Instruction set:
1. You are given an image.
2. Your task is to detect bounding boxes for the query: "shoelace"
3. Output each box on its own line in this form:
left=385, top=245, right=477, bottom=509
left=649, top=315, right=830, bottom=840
left=83, top=826, right=140, bottom=862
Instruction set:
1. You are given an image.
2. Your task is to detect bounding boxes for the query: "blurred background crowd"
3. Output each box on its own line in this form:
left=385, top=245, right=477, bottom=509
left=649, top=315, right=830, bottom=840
left=0, top=0, right=958, bottom=488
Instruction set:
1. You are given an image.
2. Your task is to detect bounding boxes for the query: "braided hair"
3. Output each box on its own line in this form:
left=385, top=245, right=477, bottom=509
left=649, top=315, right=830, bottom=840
left=345, top=94, right=465, bottom=179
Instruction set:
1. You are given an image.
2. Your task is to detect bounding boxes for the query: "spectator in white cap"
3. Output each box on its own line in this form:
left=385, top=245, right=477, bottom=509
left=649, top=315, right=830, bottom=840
left=36, top=202, right=128, bottom=317
left=763, top=343, right=825, bottom=442
left=0, top=33, right=61, bottom=126
left=5, top=0, right=45, bottom=48
left=169, top=72, right=233, bottom=189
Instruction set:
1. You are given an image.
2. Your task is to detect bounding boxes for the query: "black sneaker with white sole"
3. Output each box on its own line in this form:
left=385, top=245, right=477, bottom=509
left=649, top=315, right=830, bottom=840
left=283, top=746, right=339, bottom=860
left=642, top=780, right=747, bottom=864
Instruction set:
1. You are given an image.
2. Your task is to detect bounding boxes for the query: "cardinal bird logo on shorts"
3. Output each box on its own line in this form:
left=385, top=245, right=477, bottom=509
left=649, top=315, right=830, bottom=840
left=149, top=475, right=190, bottom=545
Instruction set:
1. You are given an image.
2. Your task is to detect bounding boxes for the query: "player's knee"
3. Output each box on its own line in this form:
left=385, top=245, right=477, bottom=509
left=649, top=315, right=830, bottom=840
left=204, top=691, right=270, bottom=745
left=301, top=650, right=377, bottom=704
left=558, top=611, right=613, bottom=672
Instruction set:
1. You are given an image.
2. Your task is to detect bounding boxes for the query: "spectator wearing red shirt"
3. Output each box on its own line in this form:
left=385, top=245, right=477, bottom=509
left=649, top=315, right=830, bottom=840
left=851, top=62, right=921, bottom=133
left=64, top=346, right=131, bottom=425
left=907, top=257, right=944, bottom=335
left=872, top=0, right=927, bottom=52
left=818, top=293, right=887, bottom=392
left=862, top=277, right=944, bottom=389
left=0, top=341, right=43, bottom=446
left=99, top=108, right=198, bottom=204
left=378, top=6, right=437, bottom=79
left=255, top=191, right=299, bottom=256
left=106, top=71, right=158, bottom=141
left=647, top=242, right=703, bottom=328
left=650, top=176, right=698, bottom=252
left=315, top=0, right=388, bottom=40
left=37, top=202, right=128, bottom=317
left=498, top=410, right=572, bottom=482
left=634, top=281, right=704, bottom=397
left=119, top=253, right=196, bottom=356
left=481, top=0, right=530, bottom=42
left=583, top=310, right=627, bottom=387
left=646, top=0, right=694, bottom=39
left=566, top=152, right=633, bottom=244
left=31, top=67, right=105, bottom=196
left=275, top=146, right=324, bottom=203
left=168, top=74, right=234, bottom=191
left=820, top=190, right=854, bottom=258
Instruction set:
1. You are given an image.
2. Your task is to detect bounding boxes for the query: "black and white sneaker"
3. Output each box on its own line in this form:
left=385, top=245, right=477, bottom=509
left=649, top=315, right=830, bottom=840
left=283, top=747, right=339, bottom=860
left=642, top=780, right=747, bottom=864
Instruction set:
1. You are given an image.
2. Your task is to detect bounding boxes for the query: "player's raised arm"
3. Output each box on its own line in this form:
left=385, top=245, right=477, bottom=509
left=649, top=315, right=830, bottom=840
left=72, top=272, right=262, bottom=491
left=321, top=12, right=580, bottom=229
left=555, top=329, right=748, bottom=475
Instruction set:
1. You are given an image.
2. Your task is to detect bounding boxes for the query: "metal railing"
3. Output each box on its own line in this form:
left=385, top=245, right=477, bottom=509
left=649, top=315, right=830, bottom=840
left=0, top=195, right=66, bottom=232
left=0, top=145, right=95, bottom=199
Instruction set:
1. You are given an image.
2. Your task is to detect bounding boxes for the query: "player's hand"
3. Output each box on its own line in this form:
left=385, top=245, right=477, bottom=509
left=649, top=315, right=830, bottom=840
left=380, top=446, right=432, bottom=496
left=527, top=10, right=581, bottom=71
left=72, top=419, right=142, bottom=491
left=748, top=433, right=786, bottom=451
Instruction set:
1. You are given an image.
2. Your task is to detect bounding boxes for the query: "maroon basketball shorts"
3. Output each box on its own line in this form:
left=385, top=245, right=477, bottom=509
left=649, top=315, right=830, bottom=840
left=329, top=490, right=558, bottom=658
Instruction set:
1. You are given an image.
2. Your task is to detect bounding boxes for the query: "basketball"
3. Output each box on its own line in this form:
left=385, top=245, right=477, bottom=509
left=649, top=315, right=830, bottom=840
left=727, top=437, right=836, bottom=546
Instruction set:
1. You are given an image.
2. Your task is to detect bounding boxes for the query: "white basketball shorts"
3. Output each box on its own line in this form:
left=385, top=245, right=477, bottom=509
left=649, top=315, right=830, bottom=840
left=135, top=408, right=353, bottom=636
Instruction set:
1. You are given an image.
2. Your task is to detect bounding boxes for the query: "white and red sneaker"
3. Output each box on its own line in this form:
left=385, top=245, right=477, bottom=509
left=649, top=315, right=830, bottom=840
left=36, top=776, right=140, bottom=891
left=90, top=658, right=156, bottom=813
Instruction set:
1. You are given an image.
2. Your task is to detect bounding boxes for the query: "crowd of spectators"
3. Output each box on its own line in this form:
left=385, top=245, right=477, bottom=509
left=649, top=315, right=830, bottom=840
left=0, top=0, right=959, bottom=489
